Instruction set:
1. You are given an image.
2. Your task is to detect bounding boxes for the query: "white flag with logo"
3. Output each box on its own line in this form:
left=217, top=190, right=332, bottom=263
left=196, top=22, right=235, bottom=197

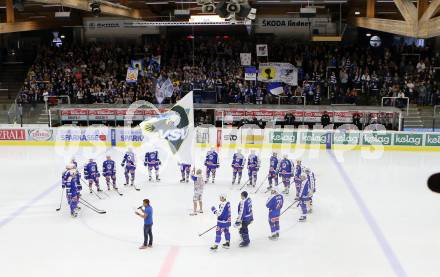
left=140, top=92, right=194, bottom=164
left=256, top=44, right=268, bottom=57
left=240, top=53, right=252, bottom=66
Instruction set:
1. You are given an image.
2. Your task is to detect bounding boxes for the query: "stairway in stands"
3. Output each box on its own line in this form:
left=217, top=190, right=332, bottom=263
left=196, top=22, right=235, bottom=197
left=404, top=104, right=435, bottom=130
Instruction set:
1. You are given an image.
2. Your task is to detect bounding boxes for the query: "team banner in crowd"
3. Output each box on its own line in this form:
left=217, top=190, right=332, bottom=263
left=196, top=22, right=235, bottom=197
left=267, top=82, right=284, bottom=96
left=140, top=92, right=194, bottom=163
left=244, top=66, right=257, bottom=81
left=256, top=44, right=268, bottom=57
left=148, top=55, right=161, bottom=73
left=258, top=63, right=298, bottom=85
left=125, top=67, right=139, bottom=83
left=131, top=59, right=143, bottom=71
left=155, top=77, right=174, bottom=103
left=240, top=53, right=252, bottom=66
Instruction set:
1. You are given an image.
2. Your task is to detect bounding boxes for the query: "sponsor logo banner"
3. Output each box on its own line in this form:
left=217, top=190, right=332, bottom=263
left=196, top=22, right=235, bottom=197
left=333, top=132, right=361, bottom=145
left=362, top=133, right=392, bottom=146
left=55, top=128, right=108, bottom=142
left=116, top=129, right=144, bottom=143
left=299, top=131, right=329, bottom=145
left=271, top=131, right=297, bottom=144
left=27, top=129, right=53, bottom=141
left=424, top=134, right=440, bottom=146
left=0, top=129, right=26, bottom=140
left=394, top=133, right=423, bottom=146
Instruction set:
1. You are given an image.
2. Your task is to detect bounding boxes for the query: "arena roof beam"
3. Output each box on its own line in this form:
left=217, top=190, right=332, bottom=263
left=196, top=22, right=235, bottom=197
left=393, top=0, right=417, bottom=23
left=350, top=0, right=440, bottom=38
left=352, top=17, right=415, bottom=37
left=367, top=0, right=376, bottom=18
left=28, top=0, right=146, bottom=19
left=419, top=0, right=440, bottom=21
left=6, top=0, right=15, bottom=23
left=0, top=20, right=59, bottom=33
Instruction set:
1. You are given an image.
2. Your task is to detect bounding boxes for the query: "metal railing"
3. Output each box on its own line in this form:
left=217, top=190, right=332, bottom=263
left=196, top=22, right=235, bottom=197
left=381, top=97, right=409, bottom=116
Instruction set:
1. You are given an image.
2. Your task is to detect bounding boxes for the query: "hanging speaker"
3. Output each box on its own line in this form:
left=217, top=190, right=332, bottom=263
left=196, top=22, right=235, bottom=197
left=215, top=0, right=229, bottom=18
left=202, top=4, right=216, bottom=13
left=227, top=2, right=240, bottom=14
left=237, top=3, right=251, bottom=18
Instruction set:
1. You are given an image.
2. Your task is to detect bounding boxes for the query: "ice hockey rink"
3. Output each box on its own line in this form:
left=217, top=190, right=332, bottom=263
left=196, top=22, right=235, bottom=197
left=0, top=144, right=439, bottom=277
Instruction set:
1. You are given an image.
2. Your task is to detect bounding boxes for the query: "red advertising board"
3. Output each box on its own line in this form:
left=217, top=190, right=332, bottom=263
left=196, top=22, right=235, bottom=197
left=0, top=129, right=26, bottom=140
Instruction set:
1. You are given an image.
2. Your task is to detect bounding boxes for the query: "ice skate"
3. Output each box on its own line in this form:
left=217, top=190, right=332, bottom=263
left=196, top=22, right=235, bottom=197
left=299, top=216, right=307, bottom=222
left=222, top=242, right=230, bottom=249
left=210, top=245, right=218, bottom=250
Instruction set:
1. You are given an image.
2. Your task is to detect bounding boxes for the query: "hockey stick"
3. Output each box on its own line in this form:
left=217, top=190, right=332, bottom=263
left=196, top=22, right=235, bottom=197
left=280, top=200, right=299, bottom=216
left=80, top=178, right=104, bottom=199
left=79, top=197, right=106, bottom=214
left=55, top=187, right=65, bottom=211
left=198, top=225, right=216, bottom=237
left=253, top=173, right=270, bottom=194
left=112, top=188, right=123, bottom=196
left=239, top=179, right=251, bottom=190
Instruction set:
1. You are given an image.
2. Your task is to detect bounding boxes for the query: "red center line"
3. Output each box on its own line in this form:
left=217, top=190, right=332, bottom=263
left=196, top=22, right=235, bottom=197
left=158, top=246, right=180, bottom=277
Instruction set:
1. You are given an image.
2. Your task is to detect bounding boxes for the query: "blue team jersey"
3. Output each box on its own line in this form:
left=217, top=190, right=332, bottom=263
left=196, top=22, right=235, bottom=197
left=279, top=159, right=293, bottom=176
left=102, top=160, right=115, bottom=176
left=247, top=154, right=260, bottom=170
left=122, top=152, right=136, bottom=170
left=231, top=153, right=245, bottom=169
left=145, top=151, right=160, bottom=166
left=205, top=151, right=219, bottom=169
left=294, top=165, right=303, bottom=180
left=238, top=198, right=253, bottom=223
left=269, top=156, right=279, bottom=174
left=299, top=176, right=312, bottom=198
left=266, top=194, right=284, bottom=218
left=65, top=176, right=78, bottom=196
left=216, top=201, right=231, bottom=228
left=84, top=162, right=99, bottom=179
left=62, top=170, right=71, bottom=188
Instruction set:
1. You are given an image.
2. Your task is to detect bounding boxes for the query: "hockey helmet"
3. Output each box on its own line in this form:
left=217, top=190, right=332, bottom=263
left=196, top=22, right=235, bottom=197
left=219, top=193, right=227, bottom=201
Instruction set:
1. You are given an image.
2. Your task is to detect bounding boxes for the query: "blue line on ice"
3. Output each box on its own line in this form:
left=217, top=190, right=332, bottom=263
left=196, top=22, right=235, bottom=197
left=0, top=182, right=59, bottom=228
left=329, top=151, right=408, bottom=277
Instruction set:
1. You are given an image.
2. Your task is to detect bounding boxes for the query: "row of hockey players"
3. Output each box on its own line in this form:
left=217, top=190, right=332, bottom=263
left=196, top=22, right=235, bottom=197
left=202, top=147, right=260, bottom=185
left=231, top=149, right=316, bottom=195
left=66, top=148, right=162, bottom=193
left=190, top=166, right=316, bottom=250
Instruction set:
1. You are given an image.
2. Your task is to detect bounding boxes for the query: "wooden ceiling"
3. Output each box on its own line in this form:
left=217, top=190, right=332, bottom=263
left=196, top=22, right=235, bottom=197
left=0, top=0, right=439, bottom=36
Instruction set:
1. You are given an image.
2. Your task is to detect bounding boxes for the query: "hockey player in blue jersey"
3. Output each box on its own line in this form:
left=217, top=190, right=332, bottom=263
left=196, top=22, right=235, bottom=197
left=204, top=147, right=219, bottom=184
left=210, top=194, right=231, bottom=250
left=267, top=152, right=279, bottom=190
left=235, top=191, right=253, bottom=247
left=179, top=162, right=191, bottom=183
left=293, top=160, right=304, bottom=198
left=84, top=158, right=101, bottom=193
left=266, top=187, right=284, bottom=240
left=103, top=155, right=118, bottom=191
left=305, top=168, right=316, bottom=213
left=62, top=165, right=81, bottom=217
left=231, top=149, right=245, bottom=185
left=298, top=173, right=313, bottom=222
left=144, top=150, right=161, bottom=182
left=71, top=158, right=78, bottom=169
left=121, top=148, right=136, bottom=186
left=247, top=150, right=260, bottom=187
left=279, top=154, right=293, bottom=195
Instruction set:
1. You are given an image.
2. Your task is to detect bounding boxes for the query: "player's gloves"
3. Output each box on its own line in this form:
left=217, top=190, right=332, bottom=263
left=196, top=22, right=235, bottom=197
left=211, top=206, right=217, bottom=213
left=121, top=163, right=124, bottom=167
left=234, top=221, right=241, bottom=228
left=144, top=162, right=147, bottom=166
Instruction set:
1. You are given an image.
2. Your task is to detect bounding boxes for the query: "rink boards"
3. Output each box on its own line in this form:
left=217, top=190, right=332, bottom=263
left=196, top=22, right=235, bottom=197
left=1, top=126, right=440, bottom=152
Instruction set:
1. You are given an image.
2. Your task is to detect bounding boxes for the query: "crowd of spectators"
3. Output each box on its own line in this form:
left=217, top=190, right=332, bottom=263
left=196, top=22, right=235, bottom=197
left=16, top=36, right=440, bottom=108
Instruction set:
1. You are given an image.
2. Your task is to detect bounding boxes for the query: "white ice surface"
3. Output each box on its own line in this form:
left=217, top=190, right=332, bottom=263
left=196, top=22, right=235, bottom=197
left=0, top=145, right=439, bottom=277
